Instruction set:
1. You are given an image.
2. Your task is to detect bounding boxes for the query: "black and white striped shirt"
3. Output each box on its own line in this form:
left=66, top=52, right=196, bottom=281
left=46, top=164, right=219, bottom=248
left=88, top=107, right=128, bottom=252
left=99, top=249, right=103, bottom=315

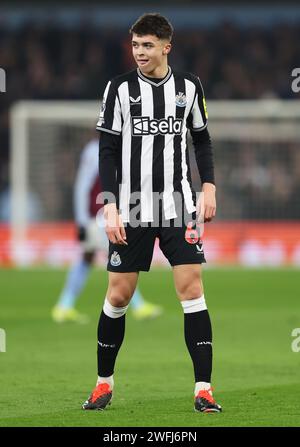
left=96, top=66, right=208, bottom=222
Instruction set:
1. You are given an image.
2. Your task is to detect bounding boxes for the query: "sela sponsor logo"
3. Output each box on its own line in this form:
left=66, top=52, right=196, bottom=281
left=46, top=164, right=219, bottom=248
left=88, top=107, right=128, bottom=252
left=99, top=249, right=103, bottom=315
left=110, top=251, right=122, bottom=266
left=175, top=91, right=187, bottom=107
left=197, top=341, right=212, bottom=346
left=132, top=116, right=183, bottom=136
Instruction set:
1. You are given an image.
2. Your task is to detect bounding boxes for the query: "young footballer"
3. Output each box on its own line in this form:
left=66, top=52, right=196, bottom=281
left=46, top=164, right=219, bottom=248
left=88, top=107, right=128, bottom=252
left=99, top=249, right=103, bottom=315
left=83, top=13, right=221, bottom=413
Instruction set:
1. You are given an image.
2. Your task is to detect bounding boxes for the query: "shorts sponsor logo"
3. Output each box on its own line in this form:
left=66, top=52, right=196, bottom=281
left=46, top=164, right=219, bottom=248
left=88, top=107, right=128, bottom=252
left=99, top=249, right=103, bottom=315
left=196, top=242, right=203, bottom=254
left=110, top=251, right=121, bottom=267
left=132, top=116, right=183, bottom=136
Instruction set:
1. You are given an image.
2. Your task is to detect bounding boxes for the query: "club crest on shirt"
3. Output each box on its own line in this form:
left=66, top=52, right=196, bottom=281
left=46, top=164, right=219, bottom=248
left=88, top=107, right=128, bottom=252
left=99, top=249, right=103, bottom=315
left=110, top=251, right=122, bottom=267
left=175, top=92, right=187, bottom=107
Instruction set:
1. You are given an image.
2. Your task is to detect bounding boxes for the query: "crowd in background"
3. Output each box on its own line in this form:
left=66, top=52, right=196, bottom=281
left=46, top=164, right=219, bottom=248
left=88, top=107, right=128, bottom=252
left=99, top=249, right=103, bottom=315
left=1, top=21, right=300, bottom=220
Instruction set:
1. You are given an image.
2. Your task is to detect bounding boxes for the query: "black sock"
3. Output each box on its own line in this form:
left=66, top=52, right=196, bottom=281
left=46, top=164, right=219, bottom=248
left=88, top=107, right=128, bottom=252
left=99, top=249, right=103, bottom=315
left=184, top=310, right=213, bottom=383
left=97, top=310, right=125, bottom=377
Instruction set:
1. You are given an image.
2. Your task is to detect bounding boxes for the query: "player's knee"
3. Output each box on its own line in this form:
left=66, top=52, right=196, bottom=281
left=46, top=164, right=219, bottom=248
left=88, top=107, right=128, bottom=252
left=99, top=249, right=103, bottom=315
left=178, top=287, right=203, bottom=300
left=176, top=278, right=203, bottom=300
left=107, top=282, right=134, bottom=307
left=108, top=293, right=131, bottom=307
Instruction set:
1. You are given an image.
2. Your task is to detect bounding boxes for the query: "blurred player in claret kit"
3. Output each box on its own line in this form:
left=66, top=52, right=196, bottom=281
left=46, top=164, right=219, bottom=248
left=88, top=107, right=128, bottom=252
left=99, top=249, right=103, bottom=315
left=52, top=137, right=163, bottom=323
left=83, top=13, right=222, bottom=413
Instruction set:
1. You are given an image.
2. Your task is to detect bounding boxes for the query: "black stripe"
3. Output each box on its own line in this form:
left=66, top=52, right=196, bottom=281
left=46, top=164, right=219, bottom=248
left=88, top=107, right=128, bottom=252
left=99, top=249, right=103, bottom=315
left=152, top=85, right=165, bottom=195
left=128, top=79, right=142, bottom=215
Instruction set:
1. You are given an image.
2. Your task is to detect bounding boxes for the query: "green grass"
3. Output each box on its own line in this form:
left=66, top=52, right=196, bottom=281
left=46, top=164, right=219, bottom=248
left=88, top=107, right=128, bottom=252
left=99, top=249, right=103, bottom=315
left=0, top=267, right=299, bottom=427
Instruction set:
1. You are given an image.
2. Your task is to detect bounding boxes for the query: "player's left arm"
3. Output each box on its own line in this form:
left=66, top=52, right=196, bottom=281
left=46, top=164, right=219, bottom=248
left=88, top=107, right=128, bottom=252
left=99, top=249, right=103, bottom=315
left=191, top=128, right=216, bottom=223
left=188, top=77, right=216, bottom=222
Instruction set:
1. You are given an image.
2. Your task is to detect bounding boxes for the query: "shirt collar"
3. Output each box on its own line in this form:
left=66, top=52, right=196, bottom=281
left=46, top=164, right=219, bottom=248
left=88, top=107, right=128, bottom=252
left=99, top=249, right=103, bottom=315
left=137, top=66, right=172, bottom=87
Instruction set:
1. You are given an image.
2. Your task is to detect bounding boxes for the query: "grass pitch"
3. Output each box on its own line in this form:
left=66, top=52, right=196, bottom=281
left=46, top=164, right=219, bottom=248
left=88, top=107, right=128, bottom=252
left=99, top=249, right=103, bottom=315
left=0, top=267, right=299, bottom=427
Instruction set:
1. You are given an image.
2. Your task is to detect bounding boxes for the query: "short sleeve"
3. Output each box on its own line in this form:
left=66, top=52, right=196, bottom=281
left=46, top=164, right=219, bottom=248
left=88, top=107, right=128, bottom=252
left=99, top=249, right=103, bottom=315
left=96, top=80, right=122, bottom=135
left=187, top=77, right=208, bottom=132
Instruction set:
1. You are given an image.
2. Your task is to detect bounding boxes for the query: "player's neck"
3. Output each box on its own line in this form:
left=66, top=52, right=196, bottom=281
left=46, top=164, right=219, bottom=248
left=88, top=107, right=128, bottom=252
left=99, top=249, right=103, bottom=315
left=139, top=63, right=169, bottom=79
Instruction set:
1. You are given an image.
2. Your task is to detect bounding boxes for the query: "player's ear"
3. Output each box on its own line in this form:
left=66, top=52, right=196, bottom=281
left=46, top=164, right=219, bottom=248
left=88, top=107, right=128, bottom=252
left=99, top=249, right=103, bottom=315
left=163, top=42, right=171, bottom=55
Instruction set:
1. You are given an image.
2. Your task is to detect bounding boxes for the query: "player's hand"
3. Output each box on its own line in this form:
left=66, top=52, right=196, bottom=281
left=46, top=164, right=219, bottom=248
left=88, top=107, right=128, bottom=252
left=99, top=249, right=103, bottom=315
left=77, top=226, right=87, bottom=241
left=197, top=183, right=216, bottom=223
left=103, top=203, right=128, bottom=245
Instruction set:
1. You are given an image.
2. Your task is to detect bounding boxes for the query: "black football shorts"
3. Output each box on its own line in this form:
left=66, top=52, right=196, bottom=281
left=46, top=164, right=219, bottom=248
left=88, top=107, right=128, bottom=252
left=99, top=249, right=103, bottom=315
left=107, top=212, right=206, bottom=272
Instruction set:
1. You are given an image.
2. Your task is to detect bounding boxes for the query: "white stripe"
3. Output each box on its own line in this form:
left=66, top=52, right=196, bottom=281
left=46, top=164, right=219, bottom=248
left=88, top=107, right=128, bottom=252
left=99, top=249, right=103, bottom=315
left=118, top=82, right=131, bottom=222
left=192, top=93, right=205, bottom=130
left=139, top=78, right=154, bottom=222
left=96, top=81, right=111, bottom=128
left=185, top=79, right=197, bottom=117
left=181, top=79, right=197, bottom=214
left=103, top=81, right=111, bottom=101
left=163, top=76, right=176, bottom=220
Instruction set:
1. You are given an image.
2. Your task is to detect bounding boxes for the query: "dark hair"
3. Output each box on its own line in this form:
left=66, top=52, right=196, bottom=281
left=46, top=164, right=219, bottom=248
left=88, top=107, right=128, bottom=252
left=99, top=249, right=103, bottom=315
left=129, top=13, right=173, bottom=41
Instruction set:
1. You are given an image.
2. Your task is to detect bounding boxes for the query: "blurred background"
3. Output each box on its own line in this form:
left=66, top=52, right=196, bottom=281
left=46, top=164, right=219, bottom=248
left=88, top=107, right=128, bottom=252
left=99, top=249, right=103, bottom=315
left=1, top=0, right=300, bottom=267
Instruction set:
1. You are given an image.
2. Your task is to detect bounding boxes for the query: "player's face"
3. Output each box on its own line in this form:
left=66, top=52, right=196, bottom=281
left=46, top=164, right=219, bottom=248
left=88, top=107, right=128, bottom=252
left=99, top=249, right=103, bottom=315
left=131, top=33, right=171, bottom=75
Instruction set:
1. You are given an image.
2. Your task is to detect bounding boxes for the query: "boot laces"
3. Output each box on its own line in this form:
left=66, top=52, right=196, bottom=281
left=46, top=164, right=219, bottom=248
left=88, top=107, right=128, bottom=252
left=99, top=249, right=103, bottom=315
left=196, top=387, right=216, bottom=404
left=91, top=383, right=111, bottom=403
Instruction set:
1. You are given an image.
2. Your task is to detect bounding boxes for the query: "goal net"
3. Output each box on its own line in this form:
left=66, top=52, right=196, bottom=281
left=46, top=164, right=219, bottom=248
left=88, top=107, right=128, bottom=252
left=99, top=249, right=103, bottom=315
left=8, top=100, right=300, bottom=266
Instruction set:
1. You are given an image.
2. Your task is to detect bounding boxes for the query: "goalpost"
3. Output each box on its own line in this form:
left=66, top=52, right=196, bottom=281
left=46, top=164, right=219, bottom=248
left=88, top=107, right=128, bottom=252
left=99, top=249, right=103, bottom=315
left=9, top=100, right=300, bottom=266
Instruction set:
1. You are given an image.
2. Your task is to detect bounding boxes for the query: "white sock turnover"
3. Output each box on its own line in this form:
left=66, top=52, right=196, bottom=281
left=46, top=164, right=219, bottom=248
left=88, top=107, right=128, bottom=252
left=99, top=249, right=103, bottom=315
left=195, top=381, right=212, bottom=397
left=97, top=375, right=114, bottom=390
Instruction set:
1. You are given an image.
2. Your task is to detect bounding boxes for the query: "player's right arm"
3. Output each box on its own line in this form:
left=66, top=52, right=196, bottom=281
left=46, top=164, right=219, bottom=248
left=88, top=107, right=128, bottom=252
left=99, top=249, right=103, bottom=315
left=97, top=80, right=127, bottom=245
